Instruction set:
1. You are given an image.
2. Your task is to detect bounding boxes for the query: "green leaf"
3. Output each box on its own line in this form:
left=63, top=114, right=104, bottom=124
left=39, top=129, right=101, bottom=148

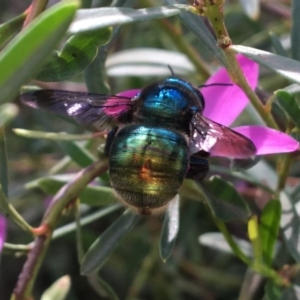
left=291, top=0, right=300, bottom=61
left=0, top=12, right=26, bottom=48
left=59, top=141, right=96, bottom=168
left=259, top=200, right=281, bottom=267
left=81, top=210, right=141, bottom=275
left=269, top=32, right=287, bottom=57
left=69, top=5, right=193, bottom=34
left=0, top=0, right=80, bottom=103
left=0, top=185, right=32, bottom=233
left=159, top=195, right=179, bottom=262
left=41, top=275, right=71, bottom=300
left=52, top=205, right=121, bottom=239
left=275, top=90, right=300, bottom=128
left=239, top=0, right=260, bottom=20
left=106, top=48, right=194, bottom=77
left=203, top=176, right=249, bottom=221
left=264, top=280, right=282, bottom=300
left=280, top=191, right=300, bottom=262
left=0, top=129, right=8, bottom=196
left=26, top=174, right=114, bottom=206
left=231, top=45, right=300, bottom=85
left=199, top=232, right=252, bottom=257
left=13, top=128, right=99, bottom=141
left=35, top=28, right=112, bottom=81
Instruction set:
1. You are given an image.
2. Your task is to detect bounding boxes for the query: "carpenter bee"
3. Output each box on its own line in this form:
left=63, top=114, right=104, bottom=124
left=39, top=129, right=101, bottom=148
left=21, top=77, right=256, bottom=215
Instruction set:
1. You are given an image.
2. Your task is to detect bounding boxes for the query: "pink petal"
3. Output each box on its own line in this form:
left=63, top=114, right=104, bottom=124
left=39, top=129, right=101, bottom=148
left=0, top=215, right=6, bottom=252
left=202, top=55, right=259, bottom=126
left=233, top=126, right=299, bottom=155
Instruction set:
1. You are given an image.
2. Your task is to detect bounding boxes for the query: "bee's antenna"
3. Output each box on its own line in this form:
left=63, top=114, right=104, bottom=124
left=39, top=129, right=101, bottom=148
left=199, top=83, right=233, bottom=88
left=167, top=65, right=175, bottom=76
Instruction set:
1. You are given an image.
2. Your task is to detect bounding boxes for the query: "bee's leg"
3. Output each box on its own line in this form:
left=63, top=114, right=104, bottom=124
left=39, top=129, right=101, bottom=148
left=186, top=151, right=209, bottom=181
left=104, top=127, right=118, bottom=156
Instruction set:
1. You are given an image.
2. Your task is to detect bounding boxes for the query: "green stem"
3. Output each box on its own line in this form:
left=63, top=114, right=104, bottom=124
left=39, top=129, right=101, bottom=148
left=276, top=154, right=293, bottom=193
left=196, top=0, right=279, bottom=129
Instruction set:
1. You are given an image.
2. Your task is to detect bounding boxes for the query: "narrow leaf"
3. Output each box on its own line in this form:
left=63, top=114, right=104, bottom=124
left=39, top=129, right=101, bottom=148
left=159, top=195, right=180, bottom=262
left=231, top=45, right=300, bottom=85
left=81, top=210, right=141, bottom=275
left=239, top=0, right=260, bottom=20
left=59, top=141, right=96, bottom=168
left=35, top=28, right=112, bottom=81
left=202, top=176, right=249, bottom=221
left=0, top=12, right=26, bottom=47
left=0, top=0, right=80, bottom=103
left=280, top=191, right=300, bottom=262
left=259, top=200, right=281, bottom=267
left=41, top=275, right=71, bottom=300
left=69, top=5, right=193, bottom=34
left=199, top=232, right=252, bottom=257
left=275, top=90, right=300, bottom=128
left=291, top=0, right=300, bottom=61
left=26, top=175, right=113, bottom=206
left=269, top=32, right=287, bottom=57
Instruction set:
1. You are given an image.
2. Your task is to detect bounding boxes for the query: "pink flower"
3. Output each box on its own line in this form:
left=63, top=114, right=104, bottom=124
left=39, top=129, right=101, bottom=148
left=0, top=214, right=6, bottom=252
left=117, top=55, right=299, bottom=156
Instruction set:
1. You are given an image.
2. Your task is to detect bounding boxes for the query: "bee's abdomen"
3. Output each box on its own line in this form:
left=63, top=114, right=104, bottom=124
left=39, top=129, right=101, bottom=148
left=109, top=125, right=189, bottom=213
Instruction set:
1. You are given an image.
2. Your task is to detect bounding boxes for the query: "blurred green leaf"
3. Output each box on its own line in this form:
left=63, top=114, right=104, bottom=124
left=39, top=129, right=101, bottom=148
left=275, top=89, right=300, bottom=128
left=41, top=275, right=71, bottom=300
left=14, top=128, right=98, bottom=141
left=69, top=5, right=193, bottom=34
left=59, top=141, right=96, bottom=168
left=239, top=0, right=260, bottom=20
left=81, top=210, right=141, bottom=275
left=0, top=12, right=26, bottom=48
left=106, top=48, right=194, bottom=77
left=291, top=0, right=300, bottom=61
left=199, top=232, right=252, bottom=257
left=0, top=104, right=19, bottom=127
left=0, top=0, right=80, bottom=103
left=0, top=185, right=32, bottom=233
left=203, top=176, right=249, bottom=221
left=35, top=28, right=112, bottom=81
left=159, top=195, right=179, bottom=262
left=269, top=32, right=287, bottom=57
left=259, top=200, right=281, bottom=267
left=26, top=174, right=113, bottom=206
left=264, top=280, right=282, bottom=300
left=52, top=205, right=121, bottom=239
left=0, top=128, right=8, bottom=197
left=280, top=191, right=300, bottom=262
left=231, top=45, right=300, bottom=84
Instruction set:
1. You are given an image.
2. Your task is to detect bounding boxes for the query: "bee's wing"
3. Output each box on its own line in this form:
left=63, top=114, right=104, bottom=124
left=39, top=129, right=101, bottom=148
left=20, top=90, right=134, bottom=131
left=189, top=114, right=256, bottom=158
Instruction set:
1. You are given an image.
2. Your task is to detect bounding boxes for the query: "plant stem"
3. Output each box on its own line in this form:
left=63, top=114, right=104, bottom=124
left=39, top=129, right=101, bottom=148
left=193, top=0, right=279, bottom=130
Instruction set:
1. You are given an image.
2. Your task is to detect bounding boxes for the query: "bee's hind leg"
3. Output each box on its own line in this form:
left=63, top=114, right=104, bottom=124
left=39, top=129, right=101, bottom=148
left=186, top=151, right=209, bottom=182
